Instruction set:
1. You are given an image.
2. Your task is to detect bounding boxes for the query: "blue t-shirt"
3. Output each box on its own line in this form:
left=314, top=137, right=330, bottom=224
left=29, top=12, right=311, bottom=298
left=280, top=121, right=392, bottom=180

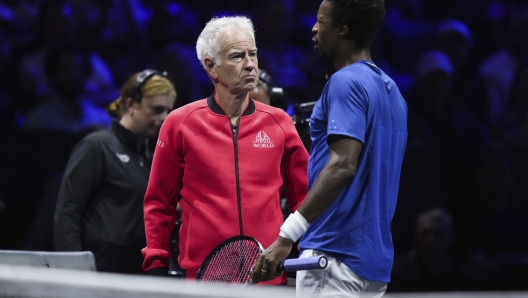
left=301, top=61, right=408, bottom=282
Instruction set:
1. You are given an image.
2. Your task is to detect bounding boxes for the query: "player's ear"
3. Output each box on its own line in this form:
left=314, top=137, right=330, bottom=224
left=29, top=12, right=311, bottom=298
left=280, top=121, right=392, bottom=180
left=204, top=58, right=218, bottom=80
left=124, top=97, right=137, bottom=113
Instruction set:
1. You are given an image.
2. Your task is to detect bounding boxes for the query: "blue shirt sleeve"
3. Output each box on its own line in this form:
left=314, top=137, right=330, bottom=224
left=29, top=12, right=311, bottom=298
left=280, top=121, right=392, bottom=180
left=325, top=71, right=367, bottom=144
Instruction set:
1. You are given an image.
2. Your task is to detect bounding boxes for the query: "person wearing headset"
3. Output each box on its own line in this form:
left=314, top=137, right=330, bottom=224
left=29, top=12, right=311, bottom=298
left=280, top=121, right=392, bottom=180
left=249, top=68, right=287, bottom=110
left=54, top=70, right=176, bottom=274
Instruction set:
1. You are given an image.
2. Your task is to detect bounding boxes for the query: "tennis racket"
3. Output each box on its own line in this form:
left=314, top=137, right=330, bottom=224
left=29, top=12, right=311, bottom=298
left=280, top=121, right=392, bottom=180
left=195, top=235, right=327, bottom=287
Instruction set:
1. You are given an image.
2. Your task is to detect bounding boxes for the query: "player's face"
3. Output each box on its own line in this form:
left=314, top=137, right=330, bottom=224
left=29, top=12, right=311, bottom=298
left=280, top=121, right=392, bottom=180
left=132, top=94, right=175, bottom=138
left=214, top=28, right=258, bottom=95
left=312, top=0, right=340, bottom=61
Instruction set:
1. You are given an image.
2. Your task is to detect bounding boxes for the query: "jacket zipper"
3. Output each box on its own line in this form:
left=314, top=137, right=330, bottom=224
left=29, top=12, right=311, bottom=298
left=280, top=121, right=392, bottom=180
left=137, top=141, right=145, bottom=167
left=231, top=120, right=243, bottom=236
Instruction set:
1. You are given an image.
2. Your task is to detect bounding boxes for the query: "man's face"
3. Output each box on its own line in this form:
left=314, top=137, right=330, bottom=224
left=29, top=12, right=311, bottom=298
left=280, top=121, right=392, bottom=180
left=312, top=0, right=340, bottom=61
left=212, top=28, right=258, bottom=94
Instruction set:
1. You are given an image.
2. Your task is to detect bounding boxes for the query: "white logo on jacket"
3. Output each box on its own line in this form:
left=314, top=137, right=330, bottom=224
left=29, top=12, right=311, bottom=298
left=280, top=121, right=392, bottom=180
left=116, top=153, right=130, bottom=163
left=253, top=131, right=274, bottom=148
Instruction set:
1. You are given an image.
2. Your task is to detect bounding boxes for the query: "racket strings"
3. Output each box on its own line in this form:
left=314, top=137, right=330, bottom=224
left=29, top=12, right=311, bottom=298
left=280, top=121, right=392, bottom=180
left=199, top=239, right=260, bottom=287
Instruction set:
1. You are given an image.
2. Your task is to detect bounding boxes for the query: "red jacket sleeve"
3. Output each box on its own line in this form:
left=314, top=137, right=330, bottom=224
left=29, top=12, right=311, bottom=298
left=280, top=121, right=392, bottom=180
left=279, top=114, right=309, bottom=212
left=142, top=112, right=183, bottom=271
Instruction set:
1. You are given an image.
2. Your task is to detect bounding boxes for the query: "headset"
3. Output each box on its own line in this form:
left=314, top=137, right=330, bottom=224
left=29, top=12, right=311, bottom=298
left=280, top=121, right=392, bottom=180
left=257, top=69, right=285, bottom=110
left=129, top=68, right=167, bottom=102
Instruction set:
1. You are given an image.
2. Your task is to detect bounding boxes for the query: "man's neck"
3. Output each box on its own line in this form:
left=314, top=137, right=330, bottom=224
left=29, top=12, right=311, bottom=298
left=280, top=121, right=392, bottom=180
left=334, top=48, right=372, bottom=70
left=215, top=88, right=249, bottom=125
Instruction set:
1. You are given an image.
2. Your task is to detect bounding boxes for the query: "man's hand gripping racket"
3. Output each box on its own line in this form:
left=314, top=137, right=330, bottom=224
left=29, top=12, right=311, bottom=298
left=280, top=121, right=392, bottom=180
left=195, top=235, right=326, bottom=287
left=250, top=235, right=323, bottom=283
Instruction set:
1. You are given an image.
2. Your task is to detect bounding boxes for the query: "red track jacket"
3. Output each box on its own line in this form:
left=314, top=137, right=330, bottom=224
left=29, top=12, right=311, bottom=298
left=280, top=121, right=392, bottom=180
left=142, top=95, right=309, bottom=284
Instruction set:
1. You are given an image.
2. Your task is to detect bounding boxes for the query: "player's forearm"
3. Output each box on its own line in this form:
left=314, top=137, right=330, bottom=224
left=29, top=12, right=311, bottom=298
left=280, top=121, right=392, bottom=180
left=278, top=160, right=355, bottom=243
left=298, top=161, right=356, bottom=223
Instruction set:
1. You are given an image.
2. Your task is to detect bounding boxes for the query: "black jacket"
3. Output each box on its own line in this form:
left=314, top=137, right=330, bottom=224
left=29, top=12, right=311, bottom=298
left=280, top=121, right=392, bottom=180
left=54, top=120, right=152, bottom=273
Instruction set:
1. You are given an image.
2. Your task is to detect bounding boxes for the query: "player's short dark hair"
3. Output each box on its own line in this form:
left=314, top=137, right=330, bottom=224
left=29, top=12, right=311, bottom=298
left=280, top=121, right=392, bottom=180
left=326, top=0, right=385, bottom=49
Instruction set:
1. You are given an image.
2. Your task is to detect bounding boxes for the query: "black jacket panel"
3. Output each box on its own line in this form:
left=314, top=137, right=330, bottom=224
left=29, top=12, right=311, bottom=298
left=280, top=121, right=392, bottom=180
left=54, top=120, right=151, bottom=272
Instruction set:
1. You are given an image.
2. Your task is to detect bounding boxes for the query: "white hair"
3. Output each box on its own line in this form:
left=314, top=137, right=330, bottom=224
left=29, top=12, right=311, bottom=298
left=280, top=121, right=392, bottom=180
left=196, top=16, right=255, bottom=69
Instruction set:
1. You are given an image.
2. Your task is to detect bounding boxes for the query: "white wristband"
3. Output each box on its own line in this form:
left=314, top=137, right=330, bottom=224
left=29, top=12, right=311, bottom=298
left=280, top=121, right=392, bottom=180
left=279, top=211, right=309, bottom=242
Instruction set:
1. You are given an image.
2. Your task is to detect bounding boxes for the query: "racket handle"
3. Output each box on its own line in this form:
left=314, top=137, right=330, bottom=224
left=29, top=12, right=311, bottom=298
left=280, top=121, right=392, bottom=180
left=279, top=256, right=328, bottom=272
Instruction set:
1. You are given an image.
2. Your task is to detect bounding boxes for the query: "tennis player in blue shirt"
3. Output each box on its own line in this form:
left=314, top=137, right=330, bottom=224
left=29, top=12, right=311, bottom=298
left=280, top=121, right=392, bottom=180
left=252, top=0, right=408, bottom=297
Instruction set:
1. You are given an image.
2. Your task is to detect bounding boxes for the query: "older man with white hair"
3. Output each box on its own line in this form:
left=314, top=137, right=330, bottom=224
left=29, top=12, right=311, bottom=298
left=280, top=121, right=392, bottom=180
left=141, top=16, right=309, bottom=285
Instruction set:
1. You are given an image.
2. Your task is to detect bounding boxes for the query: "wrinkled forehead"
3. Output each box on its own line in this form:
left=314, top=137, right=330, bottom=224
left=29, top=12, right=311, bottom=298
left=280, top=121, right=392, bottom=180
left=218, top=28, right=256, bottom=53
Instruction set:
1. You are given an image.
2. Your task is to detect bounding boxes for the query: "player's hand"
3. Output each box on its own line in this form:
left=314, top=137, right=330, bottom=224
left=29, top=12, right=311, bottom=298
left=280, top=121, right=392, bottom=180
left=250, top=236, right=293, bottom=283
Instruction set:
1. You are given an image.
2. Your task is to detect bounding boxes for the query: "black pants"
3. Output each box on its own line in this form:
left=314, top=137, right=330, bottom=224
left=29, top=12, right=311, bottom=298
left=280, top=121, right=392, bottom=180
left=91, top=241, right=145, bottom=275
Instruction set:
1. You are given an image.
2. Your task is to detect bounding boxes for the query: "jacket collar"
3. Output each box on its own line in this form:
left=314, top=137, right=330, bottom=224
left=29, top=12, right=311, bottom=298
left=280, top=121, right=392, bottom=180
left=207, top=93, right=255, bottom=116
left=109, top=120, right=140, bottom=152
